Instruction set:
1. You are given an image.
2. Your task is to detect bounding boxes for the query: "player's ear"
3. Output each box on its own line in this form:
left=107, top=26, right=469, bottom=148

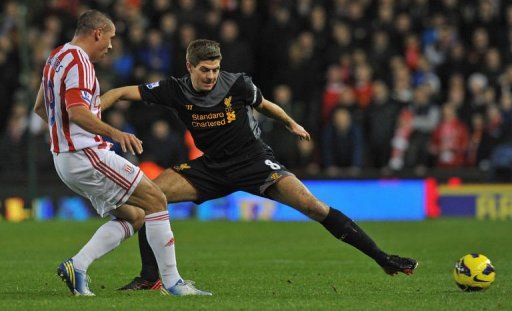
left=94, top=28, right=102, bottom=41
left=186, top=61, right=193, bottom=73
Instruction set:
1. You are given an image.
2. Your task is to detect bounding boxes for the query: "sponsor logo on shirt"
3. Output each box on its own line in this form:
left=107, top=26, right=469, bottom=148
left=146, top=81, right=160, bottom=89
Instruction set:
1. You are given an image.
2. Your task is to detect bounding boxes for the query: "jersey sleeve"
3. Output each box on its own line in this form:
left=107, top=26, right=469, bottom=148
left=65, top=50, right=95, bottom=92
left=64, top=52, right=96, bottom=110
left=241, top=74, right=263, bottom=107
left=65, top=89, right=93, bottom=109
left=138, top=79, right=174, bottom=107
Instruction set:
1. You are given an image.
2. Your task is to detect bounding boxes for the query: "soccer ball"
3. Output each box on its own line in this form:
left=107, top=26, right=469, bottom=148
left=453, top=254, right=496, bottom=291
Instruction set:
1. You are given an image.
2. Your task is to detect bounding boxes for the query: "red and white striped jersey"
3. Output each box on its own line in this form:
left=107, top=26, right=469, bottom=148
left=42, top=43, right=109, bottom=153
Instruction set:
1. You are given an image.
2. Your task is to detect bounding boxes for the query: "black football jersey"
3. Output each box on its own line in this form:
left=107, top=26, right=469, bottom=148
left=138, top=71, right=264, bottom=161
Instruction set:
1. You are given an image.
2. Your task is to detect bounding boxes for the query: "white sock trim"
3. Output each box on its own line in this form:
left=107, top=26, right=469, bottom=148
left=114, top=219, right=134, bottom=239
left=145, top=211, right=169, bottom=222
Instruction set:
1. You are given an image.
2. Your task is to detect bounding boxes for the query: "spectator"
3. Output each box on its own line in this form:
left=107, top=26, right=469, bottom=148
left=138, top=29, right=172, bottom=75
left=174, top=23, right=196, bottom=77
left=159, top=12, right=178, bottom=44
left=429, top=105, right=469, bottom=167
left=308, top=5, right=329, bottom=55
left=321, top=65, right=344, bottom=124
left=369, top=30, right=396, bottom=80
left=353, top=63, right=373, bottom=110
left=467, top=73, right=489, bottom=116
left=261, top=85, right=302, bottom=169
left=110, top=38, right=134, bottom=84
left=322, top=108, right=364, bottom=176
left=202, top=8, right=221, bottom=40
left=294, top=139, right=320, bottom=176
left=467, top=113, right=493, bottom=168
left=236, top=0, right=261, bottom=52
left=404, top=85, right=440, bottom=169
left=218, top=20, right=253, bottom=75
left=446, top=80, right=472, bottom=126
left=0, top=103, right=28, bottom=177
left=468, top=27, right=490, bottom=72
left=326, top=22, right=352, bottom=66
left=389, top=109, right=414, bottom=171
left=483, top=48, right=503, bottom=88
left=366, top=81, right=400, bottom=168
left=145, top=120, right=187, bottom=168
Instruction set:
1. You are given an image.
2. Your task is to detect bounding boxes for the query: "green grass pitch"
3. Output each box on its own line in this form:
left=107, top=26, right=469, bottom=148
left=1, top=219, right=511, bottom=310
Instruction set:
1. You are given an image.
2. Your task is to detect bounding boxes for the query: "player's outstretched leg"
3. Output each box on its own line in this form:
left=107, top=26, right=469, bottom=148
left=320, top=207, right=418, bottom=275
left=266, top=176, right=418, bottom=276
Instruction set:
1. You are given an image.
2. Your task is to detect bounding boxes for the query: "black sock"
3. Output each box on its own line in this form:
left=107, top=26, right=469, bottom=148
left=138, top=223, right=160, bottom=282
left=321, top=207, right=388, bottom=265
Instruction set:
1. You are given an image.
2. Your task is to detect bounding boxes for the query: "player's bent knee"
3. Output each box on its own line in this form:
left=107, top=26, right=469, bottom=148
left=132, top=208, right=145, bottom=231
left=129, top=176, right=168, bottom=214
left=144, top=185, right=168, bottom=214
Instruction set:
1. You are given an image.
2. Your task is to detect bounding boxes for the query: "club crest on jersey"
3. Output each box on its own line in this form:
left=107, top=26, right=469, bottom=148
left=124, top=164, right=134, bottom=174
left=81, top=90, right=93, bottom=105
left=224, top=96, right=236, bottom=123
left=146, top=81, right=160, bottom=89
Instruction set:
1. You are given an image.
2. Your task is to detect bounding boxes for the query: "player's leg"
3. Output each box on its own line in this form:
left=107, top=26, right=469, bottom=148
left=119, top=168, right=200, bottom=290
left=54, top=150, right=146, bottom=296
left=120, top=159, right=231, bottom=291
left=154, top=168, right=201, bottom=202
left=71, top=204, right=144, bottom=273
left=265, top=176, right=418, bottom=275
left=123, top=175, right=182, bottom=289
left=125, top=174, right=211, bottom=295
left=57, top=204, right=147, bottom=296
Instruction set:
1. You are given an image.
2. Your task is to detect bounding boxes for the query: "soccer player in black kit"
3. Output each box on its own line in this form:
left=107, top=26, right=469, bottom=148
left=101, top=39, right=418, bottom=291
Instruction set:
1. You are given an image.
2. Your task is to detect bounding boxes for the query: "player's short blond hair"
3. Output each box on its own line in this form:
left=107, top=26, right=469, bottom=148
left=186, top=39, right=222, bottom=66
left=75, top=10, right=113, bottom=35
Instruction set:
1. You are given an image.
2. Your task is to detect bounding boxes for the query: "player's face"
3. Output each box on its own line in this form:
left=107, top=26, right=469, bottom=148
left=188, top=59, right=221, bottom=92
left=91, top=25, right=115, bottom=63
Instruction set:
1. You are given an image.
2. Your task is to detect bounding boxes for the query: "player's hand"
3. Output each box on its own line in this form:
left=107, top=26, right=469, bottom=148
left=286, top=122, right=311, bottom=141
left=112, top=130, right=143, bottom=155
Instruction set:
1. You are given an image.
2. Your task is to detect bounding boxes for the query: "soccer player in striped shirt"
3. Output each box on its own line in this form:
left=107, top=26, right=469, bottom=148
left=33, top=10, right=210, bottom=297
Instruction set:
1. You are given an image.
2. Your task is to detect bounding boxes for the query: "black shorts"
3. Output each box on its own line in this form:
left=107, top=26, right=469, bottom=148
left=172, top=147, right=293, bottom=204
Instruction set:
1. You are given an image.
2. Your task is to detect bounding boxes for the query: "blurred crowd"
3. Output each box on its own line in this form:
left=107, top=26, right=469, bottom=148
left=2, top=0, right=512, bottom=179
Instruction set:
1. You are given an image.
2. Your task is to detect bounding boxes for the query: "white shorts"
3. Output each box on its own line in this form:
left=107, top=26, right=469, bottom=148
left=53, top=147, right=144, bottom=217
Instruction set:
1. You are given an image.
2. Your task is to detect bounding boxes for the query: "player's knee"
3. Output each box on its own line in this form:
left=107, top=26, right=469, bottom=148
left=131, top=208, right=145, bottom=231
left=144, top=186, right=168, bottom=214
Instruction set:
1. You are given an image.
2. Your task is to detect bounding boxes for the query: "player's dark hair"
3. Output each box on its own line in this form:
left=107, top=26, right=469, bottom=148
left=75, top=10, right=113, bottom=35
left=186, top=39, right=222, bottom=66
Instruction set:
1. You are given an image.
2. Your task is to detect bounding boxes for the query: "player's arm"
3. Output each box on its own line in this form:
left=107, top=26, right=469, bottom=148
left=68, top=106, right=143, bottom=155
left=66, top=89, right=143, bottom=155
left=33, top=83, right=48, bottom=123
left=100, top=86, right=141, bottom=111
left=255, top=97, right=311, bottom=141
